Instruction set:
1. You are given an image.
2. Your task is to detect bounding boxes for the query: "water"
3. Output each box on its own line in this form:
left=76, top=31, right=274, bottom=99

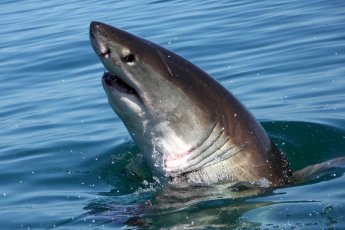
left=1, top=0, right=345, bottom=229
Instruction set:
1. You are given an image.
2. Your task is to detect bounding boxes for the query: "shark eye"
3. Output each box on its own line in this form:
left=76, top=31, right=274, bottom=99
left=123, top=54, right=135, bottom=64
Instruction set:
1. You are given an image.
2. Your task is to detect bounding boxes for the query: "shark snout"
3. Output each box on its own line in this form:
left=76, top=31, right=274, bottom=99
left=89, top=21, right=106, bottom=36
left=89, top=21, right=112, bottom=59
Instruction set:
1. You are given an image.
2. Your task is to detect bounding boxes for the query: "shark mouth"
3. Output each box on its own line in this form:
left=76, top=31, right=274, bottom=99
left=102, top=71, right=139, bottom=97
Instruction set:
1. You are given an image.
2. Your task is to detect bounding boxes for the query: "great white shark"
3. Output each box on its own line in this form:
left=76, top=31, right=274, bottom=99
left=89, top=21, right=344, bottom=187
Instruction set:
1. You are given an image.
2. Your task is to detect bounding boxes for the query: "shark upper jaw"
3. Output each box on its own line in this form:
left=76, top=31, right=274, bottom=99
left=90, top=22, right=143, bottom=106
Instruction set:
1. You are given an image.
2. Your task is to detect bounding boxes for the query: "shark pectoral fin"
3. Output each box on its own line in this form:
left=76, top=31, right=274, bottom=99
left=292, top=156, right=345, bottom=183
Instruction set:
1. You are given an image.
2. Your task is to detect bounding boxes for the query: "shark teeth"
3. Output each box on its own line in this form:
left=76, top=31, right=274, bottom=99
left=102, top=71, right=138, bottom=96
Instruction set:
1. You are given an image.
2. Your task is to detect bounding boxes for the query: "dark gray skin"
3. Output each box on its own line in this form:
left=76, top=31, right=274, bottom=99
left=89, top=21, right=293, bottom=187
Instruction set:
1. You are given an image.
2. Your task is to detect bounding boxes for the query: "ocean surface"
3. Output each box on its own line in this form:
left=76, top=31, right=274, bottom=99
left=1, top=0, right=345, bottom=229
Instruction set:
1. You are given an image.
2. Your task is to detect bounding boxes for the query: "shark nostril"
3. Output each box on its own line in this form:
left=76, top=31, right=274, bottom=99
left=101, top=48, right=111, bottom=59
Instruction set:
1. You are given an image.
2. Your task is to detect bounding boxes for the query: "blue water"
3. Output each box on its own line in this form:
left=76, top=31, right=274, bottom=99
left=1, top=0, right=345, bottom=229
